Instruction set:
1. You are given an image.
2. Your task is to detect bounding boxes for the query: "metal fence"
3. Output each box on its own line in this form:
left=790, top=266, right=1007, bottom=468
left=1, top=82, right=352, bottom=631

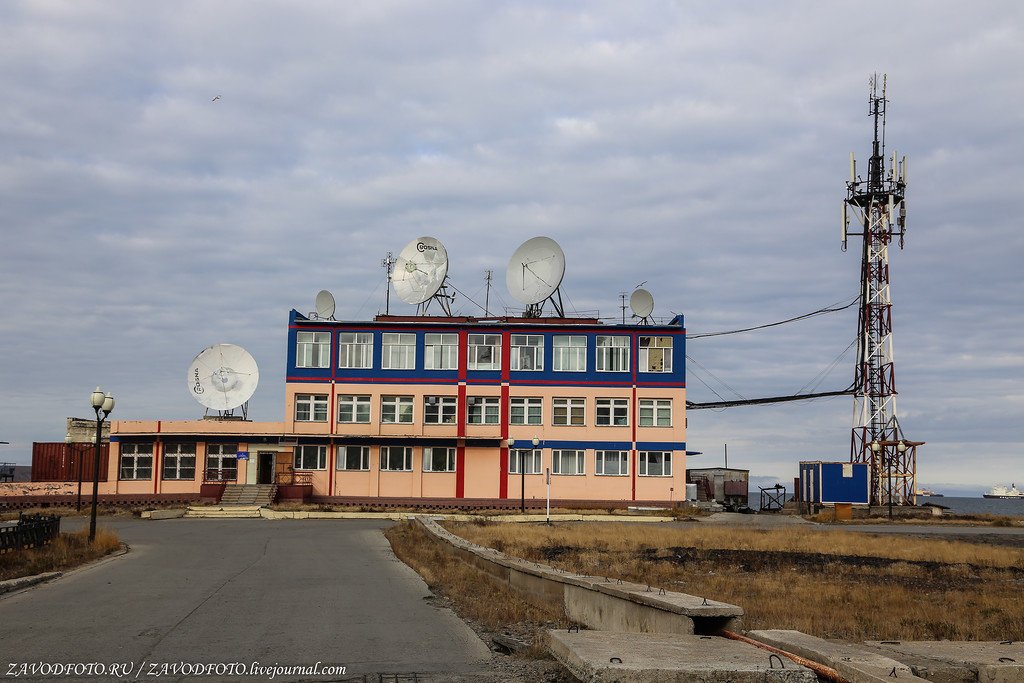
left=0, top=513, right=62, bottom=554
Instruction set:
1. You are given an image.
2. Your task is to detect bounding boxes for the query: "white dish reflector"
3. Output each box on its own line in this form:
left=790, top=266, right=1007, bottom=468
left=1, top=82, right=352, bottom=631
left=187, top=343, right=259, bottom=411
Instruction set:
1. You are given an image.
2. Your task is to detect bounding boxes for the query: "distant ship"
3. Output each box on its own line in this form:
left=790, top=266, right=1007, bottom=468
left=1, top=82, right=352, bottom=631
left=915, top=488, right=943, bottom=497
left=983, top=484, right=1024, bottom=499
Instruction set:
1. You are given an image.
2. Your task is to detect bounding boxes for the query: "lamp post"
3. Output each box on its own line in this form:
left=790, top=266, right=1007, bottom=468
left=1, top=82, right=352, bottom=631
left=89, top=387, right=114, bottom=543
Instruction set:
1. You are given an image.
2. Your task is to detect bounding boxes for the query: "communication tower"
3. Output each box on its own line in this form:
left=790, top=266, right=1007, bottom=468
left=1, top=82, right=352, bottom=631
left=842, top=74, right=923, bottom=506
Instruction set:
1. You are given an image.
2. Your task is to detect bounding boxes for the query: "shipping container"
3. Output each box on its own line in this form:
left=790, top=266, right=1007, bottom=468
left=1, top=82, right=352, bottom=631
left=799, top=461, right=869, bottom=505
left=31, top=442, right=109, bottom=482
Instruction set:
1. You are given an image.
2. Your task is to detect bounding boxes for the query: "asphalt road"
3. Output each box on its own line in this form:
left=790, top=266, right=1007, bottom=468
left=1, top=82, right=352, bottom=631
left=0, top=517, right=494, bottom=682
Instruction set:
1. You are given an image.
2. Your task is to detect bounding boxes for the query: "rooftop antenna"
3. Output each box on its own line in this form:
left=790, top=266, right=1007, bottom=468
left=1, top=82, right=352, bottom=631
left=843, top=73, right=922, bottom=508
left=381, top=251, right=394, bottom=315
left=311, top=290, right=336, bottom=321
left=484, top=269, right=493, bottom=317
left=619, top=292, right=628, bottom=324
left=629, top=288, right=655, bottom=325
left=187, top=344, right=259, bottom=420
left=506, top=236, right=566, bottom=318
left=391, top=236, right=455, bottom=316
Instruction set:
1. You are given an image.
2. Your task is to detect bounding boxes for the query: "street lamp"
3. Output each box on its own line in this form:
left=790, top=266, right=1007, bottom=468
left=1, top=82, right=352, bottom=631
left=89, top=387, right=114, bottom=542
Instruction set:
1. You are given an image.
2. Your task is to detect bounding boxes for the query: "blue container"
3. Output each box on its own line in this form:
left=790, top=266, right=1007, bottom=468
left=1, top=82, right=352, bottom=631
left=800, top=461, right=870, bottom=504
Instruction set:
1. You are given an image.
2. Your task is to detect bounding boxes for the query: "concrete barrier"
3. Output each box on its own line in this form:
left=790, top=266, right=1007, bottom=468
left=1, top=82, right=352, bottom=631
left=416, top=517, right=743, bottom=635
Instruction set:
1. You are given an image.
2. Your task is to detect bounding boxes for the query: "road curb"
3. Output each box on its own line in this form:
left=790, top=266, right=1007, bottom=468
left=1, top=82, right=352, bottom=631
left=0, top=572, right=63, bottom=596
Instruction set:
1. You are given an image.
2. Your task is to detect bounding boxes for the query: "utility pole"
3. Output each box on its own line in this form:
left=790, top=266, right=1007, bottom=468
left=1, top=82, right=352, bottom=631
left=484, top=269, right=493, bottom=316
left=381, top=252, right=394, bottom=315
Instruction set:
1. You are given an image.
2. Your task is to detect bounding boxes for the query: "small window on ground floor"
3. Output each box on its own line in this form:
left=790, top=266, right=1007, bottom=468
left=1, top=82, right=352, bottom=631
left=295, top=445, right=327, bottom=470
left=162, top=442, right=196, bottom=480
left=423, top=447, right=456, bottom=472
left=639, top=451, right=672, bottom=477
left=337, top=445, right=369, bottom=471
left=120, top=443, right=153, bottom=480
left=380, top=446, right=413, bottom=471
left=595, top=450, right=629, bottom=476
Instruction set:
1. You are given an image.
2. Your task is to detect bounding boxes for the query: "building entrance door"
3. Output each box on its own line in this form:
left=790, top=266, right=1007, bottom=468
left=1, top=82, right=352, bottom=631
left=257, top=452, right=275, bottom=484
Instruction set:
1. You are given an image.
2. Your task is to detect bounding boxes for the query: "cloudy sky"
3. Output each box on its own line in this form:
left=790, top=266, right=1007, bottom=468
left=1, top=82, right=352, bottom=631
left=2, top=1, right=1021, bottom=494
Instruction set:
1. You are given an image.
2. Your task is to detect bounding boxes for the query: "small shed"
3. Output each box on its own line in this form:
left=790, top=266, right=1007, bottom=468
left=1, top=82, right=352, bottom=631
left=800, top=461, right=870, bottom=505
left=687, top=467, right=749, bottom=507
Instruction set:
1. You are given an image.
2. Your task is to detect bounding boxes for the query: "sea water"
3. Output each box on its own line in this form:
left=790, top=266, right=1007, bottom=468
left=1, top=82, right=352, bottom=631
left=918, top=495, right=1024, bottom=517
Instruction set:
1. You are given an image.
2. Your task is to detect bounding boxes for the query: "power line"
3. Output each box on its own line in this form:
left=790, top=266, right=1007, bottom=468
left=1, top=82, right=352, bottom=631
left=688, top=296, right=859, bottom=339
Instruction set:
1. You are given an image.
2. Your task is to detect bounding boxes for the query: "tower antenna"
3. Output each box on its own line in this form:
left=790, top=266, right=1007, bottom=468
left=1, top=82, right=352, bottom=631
left=843, top=74, right=922, bottom=509
left=381, top=251, right=394, bottom=315
left=484, top=269, right=493, bottom=317
left=619, top=292, right=628, bottom=324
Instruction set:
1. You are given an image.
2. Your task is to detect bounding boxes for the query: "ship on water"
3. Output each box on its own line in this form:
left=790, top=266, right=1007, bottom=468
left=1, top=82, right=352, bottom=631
left=983, top=483, right=1024, bottom=499
left=915, top=487, right=943, bottom=497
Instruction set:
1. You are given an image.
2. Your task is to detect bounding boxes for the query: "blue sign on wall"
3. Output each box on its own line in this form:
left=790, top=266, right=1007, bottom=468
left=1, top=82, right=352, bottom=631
left=236, top=451, right=249, bottom=461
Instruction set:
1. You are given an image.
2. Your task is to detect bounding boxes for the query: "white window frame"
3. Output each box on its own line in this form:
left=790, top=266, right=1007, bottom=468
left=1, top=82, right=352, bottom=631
left=338, top=394, right=371, bottom=424
left=595, top=450, right=629, bottom=476
left=552, top=449, right=585, bottom=475
left=338, top=332, right=373, bottom=369
left=596, top=335, right=630, bottom=372
left=467, top=334, right=501, bottom=370
left=380, top=446, right=413, bottom=471
left=381, top=333, right=416, bottom=370
left=553, top=335, right=587, bottom=372
left=510, top=334, right=544, bottom=371
left=596, top=398, right=629, bottom=427
left=162, top=442, right=196, bottom=480
left=295, top=393, right=329, bottom=422
left=296, top=331, right=331, bottom=369
left=639, top=336, right=673, bottom=373
left=337, top=445, right=369, bottom=471
left=467, top=396, right=500, bottom=425
left=424, top=333, right=458, bottom=370
left=510, top=397, right=542, bottom=426
left=381, top=395, right=414, bottom=424
left=639, top=399, right=672, bottom=427
left=424, top=396, right=458, bottom=424
left=509, top=449, right=542, bottom=475
left=552, top=397, right=585, bottom=426
left=205, top=443, right=238, bottom=480
left=119, top=443, right=153, bottom=480
left=294, top=445, right=327, bottom=470
left=423, top=447, right=456, bottom=472
left=639, top=451, right=673, bottom=477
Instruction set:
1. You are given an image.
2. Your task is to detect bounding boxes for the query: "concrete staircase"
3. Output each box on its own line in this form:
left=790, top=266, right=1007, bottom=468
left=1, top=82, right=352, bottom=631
left=218, top=484, right=276, bottom=507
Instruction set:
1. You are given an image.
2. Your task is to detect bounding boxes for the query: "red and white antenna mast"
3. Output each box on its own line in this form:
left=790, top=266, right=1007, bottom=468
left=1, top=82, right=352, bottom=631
left=843, top=74, right=923, bottom=508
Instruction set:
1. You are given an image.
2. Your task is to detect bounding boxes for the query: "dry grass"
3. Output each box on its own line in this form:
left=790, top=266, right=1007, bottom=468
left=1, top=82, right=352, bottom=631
left=0, top=506, right=145, bottom=521
left=0, top=528, right=122, bottom=581
left=445, top=521, right=1024, bottom=641
left=384, top=520, right=568, bottom=657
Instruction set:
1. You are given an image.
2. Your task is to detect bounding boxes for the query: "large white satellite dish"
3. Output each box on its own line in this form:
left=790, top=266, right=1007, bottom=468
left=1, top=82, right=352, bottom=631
left=314, top=290, right=336, bottom=320
left=506, top=236, right=566, bottom=316
left=187, top=344, right=259, bottom=416
left=630, top=288, right=655, bottom=320
left=393, top=236, right=449, bottom=306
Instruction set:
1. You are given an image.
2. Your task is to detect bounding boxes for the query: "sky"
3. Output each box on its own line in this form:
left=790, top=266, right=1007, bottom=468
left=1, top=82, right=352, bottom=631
left=1, top=1, right=1021, bottom=495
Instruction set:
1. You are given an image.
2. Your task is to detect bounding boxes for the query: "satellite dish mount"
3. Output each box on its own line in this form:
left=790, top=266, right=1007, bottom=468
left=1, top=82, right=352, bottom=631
left=506, top=237, right=567, bottom=318
left=188, top=344, right=260, bottom=420
left=630, top=288, right=655, bottom=325
left=392, top=237, right=455, bottom=316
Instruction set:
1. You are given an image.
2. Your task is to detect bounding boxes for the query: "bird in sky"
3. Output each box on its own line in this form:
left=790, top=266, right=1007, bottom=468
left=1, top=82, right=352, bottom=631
left=211, top=95, right=221, bottom=102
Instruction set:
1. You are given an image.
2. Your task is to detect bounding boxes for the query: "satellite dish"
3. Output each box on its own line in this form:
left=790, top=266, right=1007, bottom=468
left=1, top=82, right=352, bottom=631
left=506, top=237, right=566, bottom=307
left=314, top=290, right=336, bottom=320
left=393, top=237, right=449, bottom=305
left=630, top=288, right=655, bottom=319
left=187, top=344, right=259, bottom=413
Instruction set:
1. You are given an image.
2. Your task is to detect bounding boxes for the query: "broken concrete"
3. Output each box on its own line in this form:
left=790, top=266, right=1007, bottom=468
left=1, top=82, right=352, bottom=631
left=866, top=640, right=1024, bottom=683
left=748, top=630, right=928, bottom=683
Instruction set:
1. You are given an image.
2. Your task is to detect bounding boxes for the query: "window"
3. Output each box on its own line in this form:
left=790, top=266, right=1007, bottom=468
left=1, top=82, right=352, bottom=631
left=339, top=332, right=373, bottom=369
left=295, top=393, right=329, bottom=422
left=639, top=399, right=672, bottom=427
left=424, top=333, right=458, bottom=370
left=337, top=446, right=369, bottom=471
left=510, top=335, right=544, bottom=371
left=553, top=335, right=587, bottom=372
left=639, top=336, right=673, bottom=373
left=553, top=397, right=585, bottom=426
left=596, top=398, right=629, bottom=427
left=423, top=447, right=456, bottom=472
left=295, top=445, right=327, bottom=470
left=206, top=443, right=238, bottom=481
left=468, top=334, right=501, bottom=370
left=552, top=449, right=585, bottom=475
left=639, top=451, right=672, bottom=477
left=338, top=395, right=371, bottom=424
left=119, top=443, right=153, bottom=480
left=382, top=333, right=416, bottom=370
left=162, top=443, right=196, bottom=480
left=509, top=449, right=542, bottom=475
left=510, top=397, right=542, bottom=425
left=595, top=450, right=629, bottom=476
left=380, top=446, right=413, bottom=471
left=467, top=396, right=500, bottom=425
left=381, top=395, right=414, bottom=424
left=596, top=336, right=630, bottom=372
left=424, top=396, right=457, bottom=424
left=296, top=331, right=330, bottom=368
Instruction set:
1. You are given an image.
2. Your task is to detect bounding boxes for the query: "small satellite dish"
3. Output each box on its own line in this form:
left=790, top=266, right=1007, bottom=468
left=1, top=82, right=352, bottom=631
left=393, top=237, right=449, bottom=305
left=314, top=290, right=336, bottom=320
left=506, top=237, right=566, bottom=306
left=187, top=344, right=259, bottom=413
left=630, top=288, right=655, bottom=319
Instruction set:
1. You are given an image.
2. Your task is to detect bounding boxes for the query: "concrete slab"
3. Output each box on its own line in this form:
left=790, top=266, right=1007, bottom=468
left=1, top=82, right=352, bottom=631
left=548, top=630, right=816, bottom=682
left=749, top=630, right=927, bottom=683
left=866, top=640, right=1024, bottom=683
left=147, top=508, right=186, bottom=519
